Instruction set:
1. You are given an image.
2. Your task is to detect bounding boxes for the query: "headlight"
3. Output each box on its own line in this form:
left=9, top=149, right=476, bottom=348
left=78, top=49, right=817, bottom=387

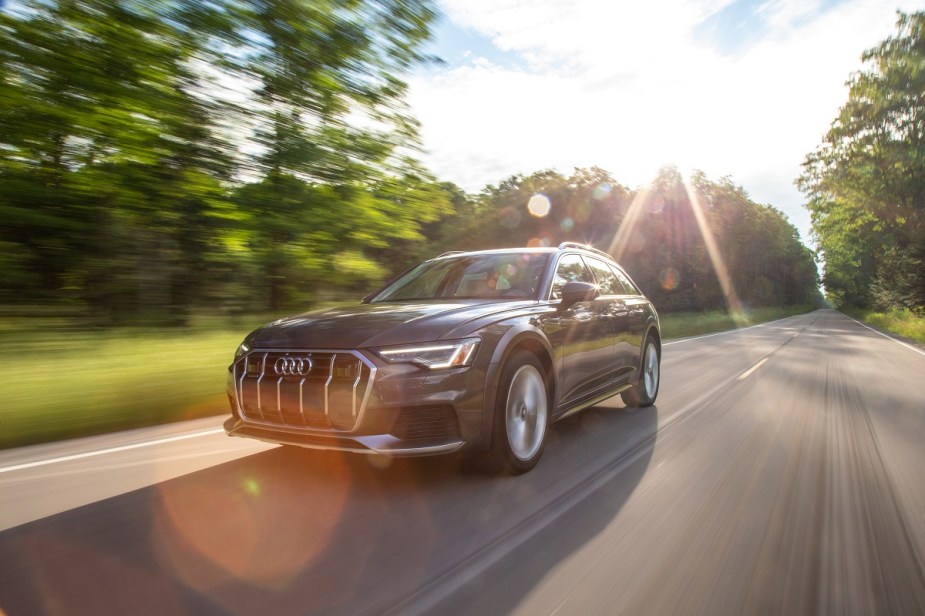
left=374, top=339, right=480, bottom=370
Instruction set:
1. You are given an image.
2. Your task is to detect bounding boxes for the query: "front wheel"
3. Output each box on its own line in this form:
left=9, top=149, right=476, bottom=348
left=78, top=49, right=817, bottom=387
left=483, top=351, right=550, bottom=474
left=622, top=336, right=660, bottom=408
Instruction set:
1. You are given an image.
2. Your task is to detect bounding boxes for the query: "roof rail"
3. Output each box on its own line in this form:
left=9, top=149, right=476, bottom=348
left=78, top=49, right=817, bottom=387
left=557, top=241, right=613, bottom=260
left=436, top=250, right=466, bottom=258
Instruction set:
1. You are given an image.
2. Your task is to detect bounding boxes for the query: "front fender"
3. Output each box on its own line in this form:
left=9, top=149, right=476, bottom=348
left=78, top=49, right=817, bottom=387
left=475, top=322, right=555, bottom=453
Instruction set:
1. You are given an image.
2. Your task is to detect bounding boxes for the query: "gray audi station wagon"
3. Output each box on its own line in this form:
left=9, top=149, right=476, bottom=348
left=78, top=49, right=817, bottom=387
left=225, top=242, right=660, bottom=473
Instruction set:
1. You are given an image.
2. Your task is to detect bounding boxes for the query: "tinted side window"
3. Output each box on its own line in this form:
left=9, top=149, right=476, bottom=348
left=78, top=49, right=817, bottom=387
left=550, top=254, right=594, bottom=300
left=587, top=258, right=628, bottom=296
left=610, top=265, right=641, bottom=295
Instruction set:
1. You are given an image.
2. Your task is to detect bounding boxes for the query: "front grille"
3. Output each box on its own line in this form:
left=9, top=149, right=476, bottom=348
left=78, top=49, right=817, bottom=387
left=233, top=350, right=376, bottom=431
left=390, top=405, right=461, bottom=441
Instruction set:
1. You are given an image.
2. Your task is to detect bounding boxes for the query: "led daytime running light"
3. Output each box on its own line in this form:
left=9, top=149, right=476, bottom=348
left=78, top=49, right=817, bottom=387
left=376, top=339, right=479, bottom=369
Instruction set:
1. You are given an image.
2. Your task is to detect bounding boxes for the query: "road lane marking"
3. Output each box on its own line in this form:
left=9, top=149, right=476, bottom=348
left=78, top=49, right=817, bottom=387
left=0, top=428, right=225, bottom=475
left=737, top=357, right=769, bottom=381
left=664, top=313, right=811, bottom=346
left=0, top=446, right=265, bottom=484
left=664, top=322, right=768, bottom=345
left=844, top=314, right=925, bottom=358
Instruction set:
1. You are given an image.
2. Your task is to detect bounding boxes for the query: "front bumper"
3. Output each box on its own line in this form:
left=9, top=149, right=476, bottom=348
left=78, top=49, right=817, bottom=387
left=224, top=347, right=488, bottom=456
left=224, top=417, right=465, bottom=456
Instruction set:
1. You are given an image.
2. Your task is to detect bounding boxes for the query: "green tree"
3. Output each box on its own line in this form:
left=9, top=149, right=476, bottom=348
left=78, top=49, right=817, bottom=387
left=696, top=174, right=819, bottom=309
left=0, top=0, right=443, bottom=317
left=799, top=11, right=925, bottom=311
left=615, top=166, right=715, bottom=312
left=430, top=167, right=629, bottom=253
left=232, top=170, right=449, bottom=309
left=0, top=1, right=237, bottom=322
left=225, top=0, right=444, bottom=309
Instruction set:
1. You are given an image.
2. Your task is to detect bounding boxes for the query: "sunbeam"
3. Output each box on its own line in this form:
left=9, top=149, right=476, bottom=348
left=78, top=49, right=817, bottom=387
left=681, top=179, right=745, bottom=320
left=607, top=187, right=651, bottom=262
left=605, top=172, right=744, bottom=321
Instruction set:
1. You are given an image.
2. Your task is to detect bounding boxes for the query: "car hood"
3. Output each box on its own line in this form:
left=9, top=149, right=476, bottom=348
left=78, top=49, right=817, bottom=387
left=246, top=301, right=532, bottom=349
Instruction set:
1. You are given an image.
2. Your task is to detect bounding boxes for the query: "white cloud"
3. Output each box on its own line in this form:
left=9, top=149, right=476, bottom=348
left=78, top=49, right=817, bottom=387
left=756, top=0, right=826, bottom=30
left=409, top=0, right=925, bottom=244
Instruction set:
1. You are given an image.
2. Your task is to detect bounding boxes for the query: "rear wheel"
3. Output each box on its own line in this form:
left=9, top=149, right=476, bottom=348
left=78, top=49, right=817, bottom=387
left=622, top=335, right=660, bottom=408
left=483, top=351, right=549, bottom=474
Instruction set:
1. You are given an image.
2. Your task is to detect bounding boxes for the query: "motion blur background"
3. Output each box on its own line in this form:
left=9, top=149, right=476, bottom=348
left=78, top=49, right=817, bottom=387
left=1, top=1, right=922, bottom=447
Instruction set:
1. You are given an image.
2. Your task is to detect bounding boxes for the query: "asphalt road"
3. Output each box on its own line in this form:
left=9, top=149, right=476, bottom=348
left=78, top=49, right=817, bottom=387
left=1, top=310, right=924, bottom=615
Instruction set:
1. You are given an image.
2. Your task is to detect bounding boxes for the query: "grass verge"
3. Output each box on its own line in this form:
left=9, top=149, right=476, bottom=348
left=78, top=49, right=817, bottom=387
left=659, top=305, right=814, bottom=340
left=0, top=314, right=276, bottom=450
left=846, top=308, right=925, bottom=343
left=0, top=304, right=816, bottom=450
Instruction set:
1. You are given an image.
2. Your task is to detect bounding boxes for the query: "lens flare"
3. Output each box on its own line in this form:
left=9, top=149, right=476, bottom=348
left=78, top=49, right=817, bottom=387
left=560, top=217, right=574, bottom=231
left=154, top=449, right=353, bottom=600
left=627, top=231, right=646, bottom=254
left=593, top=183, right=612, bottom=200
left=659, top=268, right=680, bottom=290
left=243, top=478, right=260, bottom=497
left=365, top=455, right=392, bottom=469
left=646, top=195, right=665, bottom=214
left=527, top=194, right=551, bottom=218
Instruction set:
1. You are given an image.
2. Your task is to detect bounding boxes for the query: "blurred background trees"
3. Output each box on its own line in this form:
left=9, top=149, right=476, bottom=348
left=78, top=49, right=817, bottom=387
left=0, top=0, right=820, bottom=324
left=413, top=166, right=819, bottom=313
left=0, top=0, right=449, bottom=322
left=0, top=1, right=240, bottom=322
left=800, top=11, right=925, bottom=313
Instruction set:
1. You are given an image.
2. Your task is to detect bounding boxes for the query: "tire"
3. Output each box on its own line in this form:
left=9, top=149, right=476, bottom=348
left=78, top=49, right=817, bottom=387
left=622, top=335, right=660, bottom=408
left=482, top=351, right=550, bottom=474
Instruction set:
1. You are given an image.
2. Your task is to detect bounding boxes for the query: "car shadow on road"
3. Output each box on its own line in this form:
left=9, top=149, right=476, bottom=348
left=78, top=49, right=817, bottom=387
left=0, top=402, right=657, bottom=616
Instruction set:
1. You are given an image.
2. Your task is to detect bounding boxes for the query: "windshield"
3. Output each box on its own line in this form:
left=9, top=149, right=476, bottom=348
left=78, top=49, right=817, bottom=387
left=371, top=253, right=550, bottom=302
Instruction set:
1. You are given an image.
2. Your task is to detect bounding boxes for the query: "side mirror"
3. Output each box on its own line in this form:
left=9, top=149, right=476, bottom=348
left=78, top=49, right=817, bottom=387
left=559, top=281, right=599, bottom=310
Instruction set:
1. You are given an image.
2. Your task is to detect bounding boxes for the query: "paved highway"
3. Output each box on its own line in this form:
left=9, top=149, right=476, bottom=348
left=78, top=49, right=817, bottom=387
left=1, top=310, right=924, bottom=615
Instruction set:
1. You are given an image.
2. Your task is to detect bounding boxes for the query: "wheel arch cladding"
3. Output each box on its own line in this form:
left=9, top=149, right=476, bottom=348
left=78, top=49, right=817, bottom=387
left=494, top=332, right=555, bottom=399
left=512, top=337, right=554, bottom=393
left=480, top=330, right=556, bottom=449
left=647, top=325, right=662, bottom=349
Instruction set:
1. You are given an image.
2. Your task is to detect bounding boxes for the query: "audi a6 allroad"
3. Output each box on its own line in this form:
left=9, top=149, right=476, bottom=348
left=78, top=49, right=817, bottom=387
left=224, top=243, right=661, bottom=473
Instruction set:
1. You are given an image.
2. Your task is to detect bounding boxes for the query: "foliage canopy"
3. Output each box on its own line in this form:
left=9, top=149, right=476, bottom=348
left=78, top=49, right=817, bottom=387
left=799, top=11, right=925, bottom=312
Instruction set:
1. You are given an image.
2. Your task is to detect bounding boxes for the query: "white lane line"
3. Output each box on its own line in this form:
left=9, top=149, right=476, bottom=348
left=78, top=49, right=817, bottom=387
left=737, top=357, right=769, bottom=381
left=664, top=313, right=810, bottom=346
left=844, top=314, right=925, bottom=358
left=0, top=428, right=225, bottom=475
left=0, top=445, right=263, bottom=484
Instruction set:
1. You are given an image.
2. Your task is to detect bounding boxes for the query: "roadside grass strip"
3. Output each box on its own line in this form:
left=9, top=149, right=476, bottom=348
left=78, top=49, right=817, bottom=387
left=848, top=308, right=925, bottom=344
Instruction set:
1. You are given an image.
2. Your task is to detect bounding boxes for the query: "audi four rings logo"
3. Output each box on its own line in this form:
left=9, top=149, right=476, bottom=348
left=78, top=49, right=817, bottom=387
left=274, top=356, right=313, bottom=376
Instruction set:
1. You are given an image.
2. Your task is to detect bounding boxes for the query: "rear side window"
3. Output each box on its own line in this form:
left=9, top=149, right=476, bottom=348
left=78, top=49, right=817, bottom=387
left=610, top=265, right=641, bottom=295
left=586, top=257, right=628, bottom=296
left=550, top=254, right=594, bottom=300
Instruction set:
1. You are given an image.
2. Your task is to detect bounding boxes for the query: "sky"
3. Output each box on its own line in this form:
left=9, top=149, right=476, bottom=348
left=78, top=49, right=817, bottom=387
left=407, top=0, right=925, bottom=248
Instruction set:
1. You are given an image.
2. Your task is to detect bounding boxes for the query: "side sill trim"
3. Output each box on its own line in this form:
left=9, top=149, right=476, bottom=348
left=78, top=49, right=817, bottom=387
left=555, top=383, right=633, bottom=422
